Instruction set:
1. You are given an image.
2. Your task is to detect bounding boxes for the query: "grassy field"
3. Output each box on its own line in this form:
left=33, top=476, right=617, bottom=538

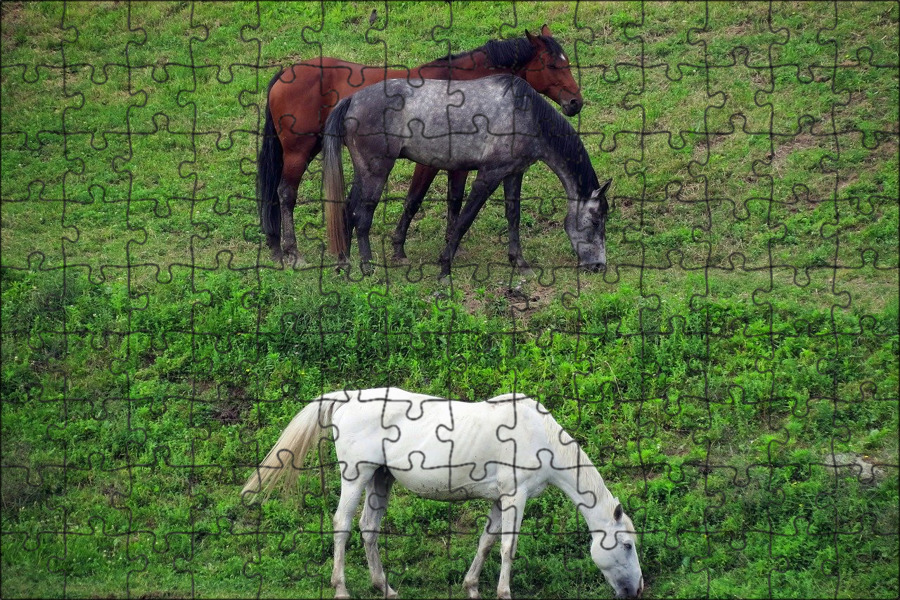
left=2, top=1, right=898, bottom=598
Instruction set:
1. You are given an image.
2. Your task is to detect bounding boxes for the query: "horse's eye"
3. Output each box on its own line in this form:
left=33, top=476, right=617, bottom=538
left=624, top=543, right=632, bottom=552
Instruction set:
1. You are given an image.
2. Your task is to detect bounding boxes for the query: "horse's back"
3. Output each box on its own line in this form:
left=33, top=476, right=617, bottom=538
left=320, top=386, right=437, bottom=403
left=268, top=58, right=412, bottom=140
left=344, top=76, right=537, bottom=171
left=328, top=388, right=556, bottom=500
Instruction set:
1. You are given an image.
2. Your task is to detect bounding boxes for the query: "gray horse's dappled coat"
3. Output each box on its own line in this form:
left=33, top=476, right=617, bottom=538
left=323, top=74, right=611, bottom=278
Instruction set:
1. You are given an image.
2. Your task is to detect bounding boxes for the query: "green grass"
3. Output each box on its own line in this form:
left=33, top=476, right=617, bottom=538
left=2, top=1, right=898, bottom=598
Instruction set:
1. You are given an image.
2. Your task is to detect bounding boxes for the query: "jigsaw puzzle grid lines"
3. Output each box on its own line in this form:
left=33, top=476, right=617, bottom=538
left=1, top=1, right=898, bottom=599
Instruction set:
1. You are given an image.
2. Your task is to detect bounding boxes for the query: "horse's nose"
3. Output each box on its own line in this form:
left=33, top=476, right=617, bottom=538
left=616, top=582, right=642, bottom=599
left=564, top=96, right=583, bottom=116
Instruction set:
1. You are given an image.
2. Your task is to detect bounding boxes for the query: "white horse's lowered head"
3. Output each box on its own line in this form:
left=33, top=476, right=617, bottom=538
left=242, top=388, right=643, bottom=599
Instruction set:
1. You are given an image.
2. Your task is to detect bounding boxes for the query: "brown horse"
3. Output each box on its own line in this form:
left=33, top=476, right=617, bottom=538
left=257, top=25, right=583, bottom=264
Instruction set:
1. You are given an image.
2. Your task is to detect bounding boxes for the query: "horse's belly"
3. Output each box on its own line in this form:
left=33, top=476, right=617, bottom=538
left=398, top=139, right=484, bottom=171
left=389, top=465, right=502, bottom=501
left=397, top=129, right=518, bottom=172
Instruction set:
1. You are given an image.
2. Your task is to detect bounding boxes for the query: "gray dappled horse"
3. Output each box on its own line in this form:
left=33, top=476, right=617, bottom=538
left=322, top=74, right=611, bottom=279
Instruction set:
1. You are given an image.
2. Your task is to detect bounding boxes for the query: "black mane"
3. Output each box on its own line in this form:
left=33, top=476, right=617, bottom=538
left=505, top=76, right=601, bottom=205
left=424, top=33, right=565, bottom=70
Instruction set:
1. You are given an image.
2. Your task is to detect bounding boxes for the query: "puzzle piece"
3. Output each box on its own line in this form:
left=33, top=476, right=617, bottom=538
left=2, top=2, right=898, bottom=599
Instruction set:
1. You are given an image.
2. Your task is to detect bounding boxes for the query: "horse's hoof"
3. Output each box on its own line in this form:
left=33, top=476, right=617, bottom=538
left=392, top=254, right=410, bottom=265
left=361, top=262, right=375, bottom=277
left=283, top=249, right=305, bottom=267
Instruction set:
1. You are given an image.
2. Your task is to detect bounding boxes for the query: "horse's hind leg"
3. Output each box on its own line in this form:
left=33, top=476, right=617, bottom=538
left=446, top=170, right=468, bottom=242
left=360, top=466, right=397, bottom=598
left=503, top=173, right=532, bottom=274
left=353, top=161, right=393, bottom=276
left=276, top=177, right=299, bottom=263
left=278, top=139, right=319, bottom=266
left=462, top=500, right=502, bottom=599
left=392, top=164, right=439, bottom=262
left=335, top=173, right=363, bottom=272
left=331, top=466, right=375, bottom=599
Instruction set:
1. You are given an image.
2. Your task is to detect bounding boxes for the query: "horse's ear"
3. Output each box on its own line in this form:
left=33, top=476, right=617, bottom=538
left=589, top=179, right=612, bottom=202
left=613, top=503, right=624, bottom=522
left=525, top=29, right=538, bottom=45
left=600, top=178, right=612, bottom=196
left=541, top=24, right=552, bottom=37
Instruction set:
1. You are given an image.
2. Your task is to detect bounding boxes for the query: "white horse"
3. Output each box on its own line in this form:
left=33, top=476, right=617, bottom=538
left=242, top=388, right=644, bottom=599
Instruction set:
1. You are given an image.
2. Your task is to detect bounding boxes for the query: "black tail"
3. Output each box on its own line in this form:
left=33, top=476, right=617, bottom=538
left=257, top=70, right=284, bottom=240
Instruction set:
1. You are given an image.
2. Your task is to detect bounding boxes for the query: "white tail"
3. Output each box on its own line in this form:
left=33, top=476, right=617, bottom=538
left=241, top=399, right=338, bottom=501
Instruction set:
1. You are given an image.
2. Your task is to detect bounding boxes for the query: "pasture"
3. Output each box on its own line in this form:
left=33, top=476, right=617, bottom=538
left=2, top=1, right=898, bottom=598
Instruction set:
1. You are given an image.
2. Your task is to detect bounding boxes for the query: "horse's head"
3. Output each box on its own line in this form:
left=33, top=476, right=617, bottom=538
left=564, top=178, right=611, bottom=272
left=590, top=503, right=644, bottom=598
left=523, top=25, right=583, bottom=116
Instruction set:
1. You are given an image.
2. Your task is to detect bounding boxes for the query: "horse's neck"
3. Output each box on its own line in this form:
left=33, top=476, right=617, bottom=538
left=414, top=50, right=499, bottom=81
left=548, top=446, right=618, bottom=533
left=543, top=152, right=583, bottom=201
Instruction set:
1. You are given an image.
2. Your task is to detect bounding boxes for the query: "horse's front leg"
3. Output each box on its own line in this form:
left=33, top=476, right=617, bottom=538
left=502, top=173, right=532, bottom=274
left=496, top=494, right=526, bottom=600
left=438, top=170, right=504, bottom=282
left=463, top=501, right=502, bottom=599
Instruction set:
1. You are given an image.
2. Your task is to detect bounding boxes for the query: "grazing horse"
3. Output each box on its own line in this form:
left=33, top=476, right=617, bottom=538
left=322, top=74, right=611, bottom=279
left=242, top=387, right=645, bottom=599
left=258, top=25, right=583, bottom=263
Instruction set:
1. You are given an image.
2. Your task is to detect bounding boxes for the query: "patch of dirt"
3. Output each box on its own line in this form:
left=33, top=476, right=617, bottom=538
left=690, top=133, right=735, bottom=164
left=0, top=3, right=25, bottom=44
left=770, top=132, right=825, bottom=175
left=459, top=278, right=556, bottom=325
left=824, top=452, right=887, bottom=484
left=503, top=281, right=555, bottom=323
left=204, top=385, right=249, bottom=426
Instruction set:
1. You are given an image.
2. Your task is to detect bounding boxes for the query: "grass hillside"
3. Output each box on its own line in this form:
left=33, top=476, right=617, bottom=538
left=2, top=1, right=898, bottom=598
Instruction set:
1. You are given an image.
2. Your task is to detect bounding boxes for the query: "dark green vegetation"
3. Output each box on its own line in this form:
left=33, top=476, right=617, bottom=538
left=2, top=1, right=898, bottom=598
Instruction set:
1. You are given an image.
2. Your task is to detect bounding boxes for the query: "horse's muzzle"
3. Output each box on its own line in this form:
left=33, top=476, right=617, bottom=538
left=562, top=96, right=583, bottom=116
left=615, top=577, right=643, bottom=599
